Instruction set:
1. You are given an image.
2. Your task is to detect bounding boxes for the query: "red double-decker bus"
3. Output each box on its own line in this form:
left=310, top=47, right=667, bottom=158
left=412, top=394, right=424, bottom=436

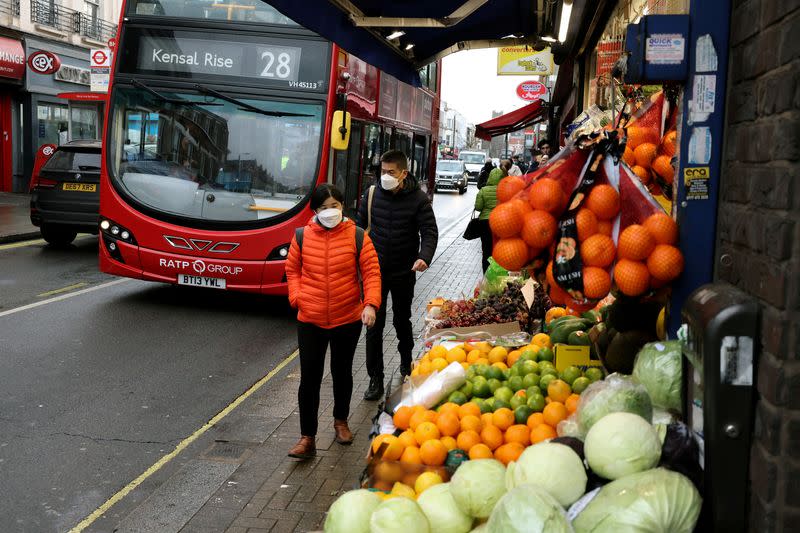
left=99, top=0, right=440, bottom=293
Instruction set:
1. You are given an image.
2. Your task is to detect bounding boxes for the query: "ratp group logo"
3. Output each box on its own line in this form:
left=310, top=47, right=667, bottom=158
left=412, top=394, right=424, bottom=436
left=192, top=260, right=206, bottom=274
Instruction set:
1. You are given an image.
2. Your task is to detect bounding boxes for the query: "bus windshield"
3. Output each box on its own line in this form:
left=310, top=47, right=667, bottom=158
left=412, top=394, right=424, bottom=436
left=108, top=86, right=323, bottom=224
left=130, top=0, right=298, bottom=24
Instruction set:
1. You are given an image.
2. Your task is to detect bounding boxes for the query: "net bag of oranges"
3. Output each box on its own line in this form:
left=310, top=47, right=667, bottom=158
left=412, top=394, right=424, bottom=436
left=489, top=127, right=685, bottom=309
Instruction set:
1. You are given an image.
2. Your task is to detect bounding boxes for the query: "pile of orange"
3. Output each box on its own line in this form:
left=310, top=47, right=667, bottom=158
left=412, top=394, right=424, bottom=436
left=624, top=125, right=677, bottom=190
left=615, top=212, right=683, bottom=296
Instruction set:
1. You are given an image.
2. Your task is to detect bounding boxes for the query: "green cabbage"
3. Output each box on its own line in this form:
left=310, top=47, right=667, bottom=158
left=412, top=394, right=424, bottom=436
left=505, top=442, right=587, bottom=507
left=577, top=374, right=653, bottom=435
left=572, top=468, right=701, bottom=533
left=584, top=412, right=661, bottom=480
left=369, top=497, right=430, bottom=533
left=450, top=459, right=507, bottom=519
left=486, top=484, right=572, bottom=533
left=323, top=489, right=382, bottom=533
left=417, top=483, right=474, bottom=533
left=632, top=341, right=683, bottom=412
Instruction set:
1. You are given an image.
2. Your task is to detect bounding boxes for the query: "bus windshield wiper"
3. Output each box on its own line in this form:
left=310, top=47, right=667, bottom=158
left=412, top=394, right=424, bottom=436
left=132, top=80, right=220, bottom=106
left=193, top=84, right=312, bottom=117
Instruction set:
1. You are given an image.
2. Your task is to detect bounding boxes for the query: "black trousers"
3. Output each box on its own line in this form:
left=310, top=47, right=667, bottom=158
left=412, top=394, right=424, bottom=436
left=478, top=219, right=493, bottom=272
left=297, top=320, right=362, bottom=437
left=365, top=271, right=416, bottom=380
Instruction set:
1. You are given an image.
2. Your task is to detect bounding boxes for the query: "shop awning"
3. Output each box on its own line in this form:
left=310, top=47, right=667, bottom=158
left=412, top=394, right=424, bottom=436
left=57, top=92, right=108, bottom=101
left=265, top=0, right=558, bottom=86
left=475, top=100, right=546, bottom=140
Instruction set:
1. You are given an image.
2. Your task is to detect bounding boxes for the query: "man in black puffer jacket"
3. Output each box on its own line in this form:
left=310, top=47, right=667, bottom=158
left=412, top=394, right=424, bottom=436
left=358, top=150, right=438, bottom=400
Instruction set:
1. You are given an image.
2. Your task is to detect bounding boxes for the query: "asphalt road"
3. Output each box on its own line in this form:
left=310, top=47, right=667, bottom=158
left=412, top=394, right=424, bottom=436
left=0, top=186, right=477, bottom=532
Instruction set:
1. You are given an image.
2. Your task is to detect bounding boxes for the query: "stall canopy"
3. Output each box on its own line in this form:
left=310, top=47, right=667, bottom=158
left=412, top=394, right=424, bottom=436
left=475, top=100, right=546, bottom=140
left=265, top=0, right=558, bottom=86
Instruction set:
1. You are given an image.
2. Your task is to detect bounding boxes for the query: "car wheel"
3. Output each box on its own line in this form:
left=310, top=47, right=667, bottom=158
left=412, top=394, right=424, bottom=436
left=41, top=225, right=77, bottom=247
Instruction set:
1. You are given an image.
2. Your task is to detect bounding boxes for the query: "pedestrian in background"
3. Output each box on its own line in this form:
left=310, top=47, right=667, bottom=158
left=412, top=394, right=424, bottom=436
left=358, top=150, right=438, bottom=400
left=285, top=184, right=382, bottom=459
left=476, top=159, right=495, bottom=189
left=514, top=155, right=528, bottom=174
left=474, top=167, right=507, bottom=272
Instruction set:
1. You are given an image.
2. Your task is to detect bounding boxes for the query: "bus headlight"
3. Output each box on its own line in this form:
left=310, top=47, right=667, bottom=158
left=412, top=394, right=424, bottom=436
left=267, top=243, right=291, bottom=261
left=99, top=218, right=137, bottom=245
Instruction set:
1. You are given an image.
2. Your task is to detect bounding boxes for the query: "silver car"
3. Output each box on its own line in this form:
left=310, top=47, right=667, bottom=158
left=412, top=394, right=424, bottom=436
left=434, top=159, right=468, bottom=194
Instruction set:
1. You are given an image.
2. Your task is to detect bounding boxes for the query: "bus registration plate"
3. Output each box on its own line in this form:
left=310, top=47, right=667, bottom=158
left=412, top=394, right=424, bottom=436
left=177, top=274, right=226, bottom=289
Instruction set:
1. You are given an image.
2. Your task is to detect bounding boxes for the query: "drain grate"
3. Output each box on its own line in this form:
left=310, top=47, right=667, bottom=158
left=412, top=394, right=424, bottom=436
left=201, top=440, right=252, bottom=463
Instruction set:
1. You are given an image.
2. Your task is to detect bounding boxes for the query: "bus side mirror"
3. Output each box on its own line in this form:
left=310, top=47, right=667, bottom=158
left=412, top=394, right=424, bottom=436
left=331, top=110, right=351, bottom=151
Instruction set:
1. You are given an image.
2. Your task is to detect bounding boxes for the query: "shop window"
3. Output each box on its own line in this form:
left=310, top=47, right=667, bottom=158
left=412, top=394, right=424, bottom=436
left=70, top=106, right=98, bottom=140
left=37, top=103, right=69, bottom=147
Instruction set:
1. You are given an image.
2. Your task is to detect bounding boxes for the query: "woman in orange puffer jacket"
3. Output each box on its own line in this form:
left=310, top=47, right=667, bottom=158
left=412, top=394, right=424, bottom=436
left=285, top=184, right=382, bottom=459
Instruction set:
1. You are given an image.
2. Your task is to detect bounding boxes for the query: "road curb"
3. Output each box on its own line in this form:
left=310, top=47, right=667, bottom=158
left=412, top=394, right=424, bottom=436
left=0, top=231, right=40, bottom=245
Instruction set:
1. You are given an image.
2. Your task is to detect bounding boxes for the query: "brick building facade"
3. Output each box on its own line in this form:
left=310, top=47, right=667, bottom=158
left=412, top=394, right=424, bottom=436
left=718, top=1, right=800, bottom=530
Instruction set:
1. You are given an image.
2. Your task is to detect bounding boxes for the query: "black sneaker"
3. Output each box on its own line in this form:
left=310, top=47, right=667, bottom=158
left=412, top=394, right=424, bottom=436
left=363, top=377, right=384, bottom=401
left=400, top=363, right=412, bottom=378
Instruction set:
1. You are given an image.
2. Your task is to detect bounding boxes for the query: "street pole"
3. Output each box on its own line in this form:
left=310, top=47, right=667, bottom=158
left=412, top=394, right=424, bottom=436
left=452, top=115, right=456, bottom=154
left=504, top=133, right=508, bottom=159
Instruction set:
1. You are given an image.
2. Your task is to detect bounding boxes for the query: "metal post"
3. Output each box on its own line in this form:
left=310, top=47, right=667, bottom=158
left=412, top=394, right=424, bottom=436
left=504, top=133, right=508, bottom=158
left=668, top=0, right=732, bottom=339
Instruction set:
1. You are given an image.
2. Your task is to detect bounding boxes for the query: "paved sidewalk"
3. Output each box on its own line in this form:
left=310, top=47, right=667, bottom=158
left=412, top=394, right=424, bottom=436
left=0, top=192, right=39, bottom=243
left=87, top=216, right=482, bottom=533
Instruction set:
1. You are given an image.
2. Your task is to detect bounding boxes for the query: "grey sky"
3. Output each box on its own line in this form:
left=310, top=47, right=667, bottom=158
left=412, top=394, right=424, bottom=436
left=441, top=48, right=552, bottom=125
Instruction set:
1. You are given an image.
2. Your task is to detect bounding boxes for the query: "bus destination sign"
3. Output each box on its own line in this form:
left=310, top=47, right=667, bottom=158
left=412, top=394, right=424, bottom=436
left=135, top=35, right=327, bottom=90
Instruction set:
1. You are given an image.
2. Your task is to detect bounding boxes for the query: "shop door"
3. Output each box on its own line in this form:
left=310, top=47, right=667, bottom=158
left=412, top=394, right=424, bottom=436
left=0, top=91, right=12, bottom=191
left=70, top=105, right=99, bottom=140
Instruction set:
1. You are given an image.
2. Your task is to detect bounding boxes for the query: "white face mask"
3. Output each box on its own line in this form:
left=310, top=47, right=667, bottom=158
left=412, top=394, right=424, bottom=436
left=381, top=173, right=401, bottom=191
left=317, top=207, right=342, bottom=228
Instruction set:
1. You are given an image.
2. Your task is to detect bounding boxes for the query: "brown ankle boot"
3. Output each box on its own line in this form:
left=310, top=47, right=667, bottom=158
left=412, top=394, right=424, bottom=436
left=333, top=419, right=353, bottom=445
left=288, top=436, right=316, bottom=459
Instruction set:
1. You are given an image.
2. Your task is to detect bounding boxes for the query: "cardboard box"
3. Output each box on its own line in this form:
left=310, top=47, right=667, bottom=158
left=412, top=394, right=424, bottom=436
left=554, top=344, right=604, bottom=372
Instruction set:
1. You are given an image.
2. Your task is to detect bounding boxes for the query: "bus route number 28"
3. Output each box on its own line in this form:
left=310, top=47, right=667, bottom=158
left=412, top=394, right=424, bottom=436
left=260, top=51, right=291, bottom=78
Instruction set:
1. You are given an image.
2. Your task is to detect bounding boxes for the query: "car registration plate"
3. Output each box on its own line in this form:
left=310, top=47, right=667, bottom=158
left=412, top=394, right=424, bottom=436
left=63, top=183, right=97, bottom=192
left=177, top=274, right=226, bottom=289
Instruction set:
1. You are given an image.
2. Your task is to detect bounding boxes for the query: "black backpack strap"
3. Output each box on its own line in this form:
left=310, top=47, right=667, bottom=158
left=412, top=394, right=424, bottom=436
left=294, top=227, right=304, bottom=252
left=354, top=226, right=364, bottom=259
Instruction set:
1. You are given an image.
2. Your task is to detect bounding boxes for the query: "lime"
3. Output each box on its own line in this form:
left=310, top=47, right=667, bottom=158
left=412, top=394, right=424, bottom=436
left=510, top=393, right=527, bottom=410
left=527, top=393, right=546, bottom=412
left=537, top=347, right=555, bottom=362
left=474, top=364, right=490, bottom=377
left=572, top=376, right=592, bottom=394
left=471, top=376, right=491, bottom=398
left=466, top=366, right=477, bottom=380
left=493, top=399, right=511, bottom=412
left=539, top=374, right=557, bottom=394
left=459, top=380, right=474, bottom=398
left=525, top=386, right=540, bottom=399
left=473, top=398, right=492, bottom=414
left=522, top=373, right=541, bottom=389
left=521, top=360, right=540, bottom=375
left=520, top=349, right=537, bottom=361
left=560, top=366, right=582, bottom=386
left=487, top=378, right=503, bottom=394
left=485, top=366, right=504, bottom=381
left=503, top=369, right=511, bottom=380
left=448, top=391, right=468, bottom=405
left=494, top=386, right=514, bottom=404
left=509, top=365, right=521, bottom=377
left=540, top=367, right=558, bottom=378
left=514, top=405, right=534, bottom=424
left=584, top=367, right=605, bottom=382
left=538, top=360, right=555, bottom=371
left=508, top=376, right=525, bottom=392
left=485, top=397, right=496, bottom=410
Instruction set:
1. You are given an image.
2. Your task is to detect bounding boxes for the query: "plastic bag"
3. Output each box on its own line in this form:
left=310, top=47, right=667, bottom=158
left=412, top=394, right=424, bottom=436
left=484, top=258, right=509, bottom=287
left=571, top=468, right=702, bottom=533
left=659, top=422, right=703, bottom=493
left=395, top=362, right=466, bottom=410
left=576, top=373, right=653, bottom=436
left=632, top=340, right=683, bottom=412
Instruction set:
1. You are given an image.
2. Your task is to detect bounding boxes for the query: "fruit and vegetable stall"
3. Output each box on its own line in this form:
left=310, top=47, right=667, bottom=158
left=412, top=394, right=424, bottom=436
left=322, top=90, right=707, bottom=532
